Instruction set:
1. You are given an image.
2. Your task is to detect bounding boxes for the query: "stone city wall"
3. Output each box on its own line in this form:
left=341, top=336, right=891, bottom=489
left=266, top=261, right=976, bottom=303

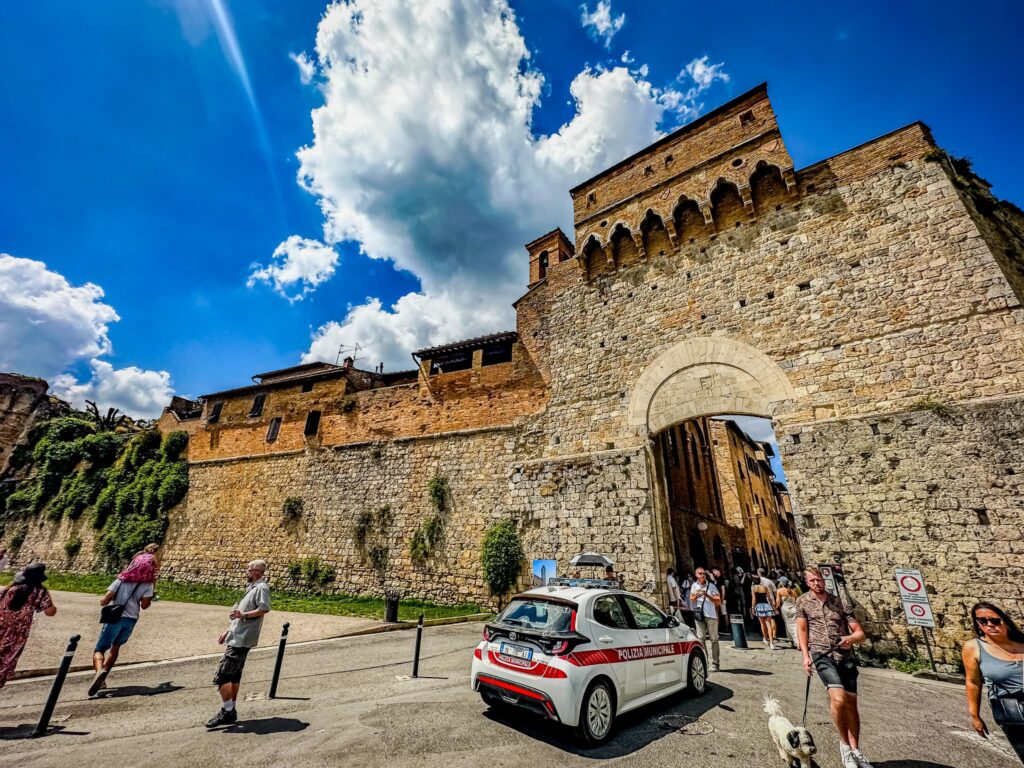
left=781, top=396, right=1024, bottom=664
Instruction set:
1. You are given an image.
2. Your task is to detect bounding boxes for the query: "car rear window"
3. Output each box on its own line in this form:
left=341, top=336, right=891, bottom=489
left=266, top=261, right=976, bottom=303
left=497, top=598, right=573, bottom=632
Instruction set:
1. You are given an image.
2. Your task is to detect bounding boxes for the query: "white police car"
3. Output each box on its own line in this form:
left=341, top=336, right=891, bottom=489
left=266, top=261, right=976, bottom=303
left=471, top=582, right=707, bottom=744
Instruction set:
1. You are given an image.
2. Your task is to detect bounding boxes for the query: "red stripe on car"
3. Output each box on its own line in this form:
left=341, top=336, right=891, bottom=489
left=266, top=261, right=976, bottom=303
left=567, top=641, right=699, bottom=666
left=487, top=650, right=567, bottom=678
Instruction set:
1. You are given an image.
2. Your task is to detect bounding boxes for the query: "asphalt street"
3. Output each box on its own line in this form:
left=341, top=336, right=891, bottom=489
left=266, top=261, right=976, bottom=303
left=0, top=623, right=1018, bottom=768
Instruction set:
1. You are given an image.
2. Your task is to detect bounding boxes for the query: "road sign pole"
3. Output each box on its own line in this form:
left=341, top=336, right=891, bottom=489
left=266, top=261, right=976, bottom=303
left=921, top=627, right=937, bottom=673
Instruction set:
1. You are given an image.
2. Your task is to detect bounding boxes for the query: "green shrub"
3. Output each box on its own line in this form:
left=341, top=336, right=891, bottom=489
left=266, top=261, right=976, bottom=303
left=353, top=510, right=374, bottom=552
left=282, top=496, right=304, bottom=518
left=125, top=430, right=161, bottom=470
left=161, top=431, right=189, bottom=461
left=342, top=396, right=357, bottom=413
left=286, top=556, right=335, bottom=588
left=375, top=504, right=393, bottom=528
left=481, top=519, right=523, bottom=597
left=10, top=527, right=28, bottom=550
left=6, top=486, right=40, bottom=514
left=427, top=475, right=449, bottom=512
left=79, top=432, right=122, bottom=467
left=64, top=535, right=82, bottom=558
left=100, top=513, right=167, bottom=564
left=157, top=463, right=189, bottom=509
left=368, top=544, right=389, bottom=573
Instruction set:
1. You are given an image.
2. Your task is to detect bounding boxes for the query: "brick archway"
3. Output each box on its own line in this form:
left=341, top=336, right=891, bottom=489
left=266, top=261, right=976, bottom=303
left=627, top=337, right=796, bottom=434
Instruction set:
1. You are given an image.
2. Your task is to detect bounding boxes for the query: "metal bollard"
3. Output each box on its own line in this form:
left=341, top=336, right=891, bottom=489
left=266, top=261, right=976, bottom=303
left=32, top=634, right=80, bottom=738
left=268, top=622, right=290, bottom=699
left=729, top=614, right=748, bottom=649
left=411, top=613, right=424, bottom=678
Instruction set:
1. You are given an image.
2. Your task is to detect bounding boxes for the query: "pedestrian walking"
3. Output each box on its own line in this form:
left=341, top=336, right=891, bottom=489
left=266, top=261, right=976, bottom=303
left=751, top=579, right=779, bottom=649
left=796, top=566, right=872, bottom=768
left=777, top=576, right=800, bottom=648
left=689, top=567, right=722, bottom=672
left=757, top=566, right=778, bottom=601
left=0, top=563, right=57, bottom=689
left=206, top=559, right=271, bottom=728
left=711, top=566, right=730, bottom=636
left=962, top=602, right=1024, bottom=763
left=89, top=560, right=156, bottom=696
left=666, top=567, right=683, bottom=619
left=679, top=571, right=696, bottom=629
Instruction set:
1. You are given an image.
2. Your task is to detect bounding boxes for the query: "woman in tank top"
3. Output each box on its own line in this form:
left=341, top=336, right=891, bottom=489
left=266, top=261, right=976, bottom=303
left=962, top=602, right=1024, bottom=763
left=751, top=582, right=778, bottom=650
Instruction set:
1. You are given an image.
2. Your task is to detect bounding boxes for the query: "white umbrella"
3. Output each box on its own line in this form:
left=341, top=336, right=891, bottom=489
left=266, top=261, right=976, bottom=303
left=570, top=552, right=615, bottom=567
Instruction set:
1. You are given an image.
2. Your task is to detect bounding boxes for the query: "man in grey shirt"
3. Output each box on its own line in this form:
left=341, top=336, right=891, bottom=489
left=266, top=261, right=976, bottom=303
left=88, top=577, right=154, bottom=696
left=206, top=559, right=271, bottom=728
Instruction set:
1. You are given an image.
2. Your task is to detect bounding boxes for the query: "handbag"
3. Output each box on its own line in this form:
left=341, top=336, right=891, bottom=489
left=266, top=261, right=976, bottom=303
left=99, top=582, right=143, bottom=624
left=991, top=695, right=1024, bottom=726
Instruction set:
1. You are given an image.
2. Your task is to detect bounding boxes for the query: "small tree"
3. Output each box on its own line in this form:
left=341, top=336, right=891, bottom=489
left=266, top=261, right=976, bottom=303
left=481, top=519, right=523, bottom=601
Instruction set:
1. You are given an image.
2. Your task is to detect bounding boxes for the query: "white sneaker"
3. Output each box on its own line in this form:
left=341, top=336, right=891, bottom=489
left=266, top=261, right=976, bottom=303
left=710, top=663, right=719, bottom=672
left=840, top=743, right=858, bottom=768
left=850, top=748, right=874, bottom=768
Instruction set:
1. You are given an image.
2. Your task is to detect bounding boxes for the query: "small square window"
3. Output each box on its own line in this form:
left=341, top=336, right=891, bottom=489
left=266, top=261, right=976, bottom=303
left=643, top=165, right=653, bottom=176
left=587, top=192, right=597, bottom=204
left=266, top=417, right=282, bottom=442
left=301, top=382, right=314, bottom=393
left=739, top=110, right=755, bottom=126
left=249, top=393, right=266, bottom=418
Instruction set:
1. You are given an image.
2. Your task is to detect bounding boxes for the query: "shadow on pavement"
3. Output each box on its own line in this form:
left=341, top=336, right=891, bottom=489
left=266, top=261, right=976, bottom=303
left=0, top=724, right=88, bottom=740
left=220, top=717, right=310, bottom=735
left=484, top=681, right=733, bottom=758
left=718, top=668, right=772, bottom=676
left=97, top=681, right=183, bottom=699
left=875, top=762, right=960, bottom=768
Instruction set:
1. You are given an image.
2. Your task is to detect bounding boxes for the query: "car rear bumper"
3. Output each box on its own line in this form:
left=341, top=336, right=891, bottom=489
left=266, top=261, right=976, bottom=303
left=475, top=673, right=562, bottom=722
left=472, top=650, right=580, bottom=724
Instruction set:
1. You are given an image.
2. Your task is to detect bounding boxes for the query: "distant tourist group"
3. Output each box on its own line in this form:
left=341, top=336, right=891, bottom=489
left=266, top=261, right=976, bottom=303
left=0, top=545, right=272, bottom=729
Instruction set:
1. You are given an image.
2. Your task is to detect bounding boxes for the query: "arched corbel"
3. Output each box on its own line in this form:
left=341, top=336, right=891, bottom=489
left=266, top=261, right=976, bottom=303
left=632, top=232, right=647, bottom=259
left=604, top=244, right=616, bottom=267
left=699, top=201, right=714, bottom=227
left=738, top=184, right=756, bottom=217
left=782, top=166, right=798, bottom=195
left=662, top=218, right=679, bottom=248
left=576, top=253, right=589, bottom=280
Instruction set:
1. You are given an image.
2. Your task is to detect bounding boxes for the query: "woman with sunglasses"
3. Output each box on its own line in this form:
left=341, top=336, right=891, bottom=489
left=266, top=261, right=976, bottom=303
left=962, top=602, right=1024, bottom=762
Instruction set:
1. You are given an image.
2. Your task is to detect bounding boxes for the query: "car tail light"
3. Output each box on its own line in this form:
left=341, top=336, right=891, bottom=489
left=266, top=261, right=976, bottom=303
left=474, top=647, right=482, bottom=660
left=483, top=626, right=491, bottom=642
left=549, top=641, right=570, bottom=655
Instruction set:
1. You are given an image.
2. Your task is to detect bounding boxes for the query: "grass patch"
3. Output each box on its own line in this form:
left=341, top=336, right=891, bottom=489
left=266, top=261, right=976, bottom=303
left=0, top=571, right=480, bottom=622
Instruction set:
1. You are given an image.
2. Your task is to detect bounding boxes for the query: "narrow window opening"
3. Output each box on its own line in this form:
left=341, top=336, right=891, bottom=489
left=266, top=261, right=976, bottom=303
left=587, top=192, right=596, bottom=204
left=850, top=260, right=861, bottom=269
left=643, top=165, right=653, bottom=176
left=304, top=410, right=321, bottom=437
left=738, top=298, right=747, bottom=308
left=731, top=158, right=744, bottom=168
left=266, top=417, right=282, bottom=442
left=739, top=110, right=755, bottom=126
left=869, top=512, right=881, bottom=527
left=765, top=291, right=775, bottom=300
left=791, top=433, right=801, bottom=445
left=798, top=281, right=811, bottom=291
left=870, top=423, right=880, bottom=436
left=207, top=402, right=224, bottom=424
left=664, top=154, right=674, bottom=165
left=537, top=250, right=549, bottom=280
left=803, top=514, right=816, bottom=529
left=975, top=508, right=990, bottom=525
left=249, top=394, right=266, bottom=418
left=482, top=342, right=514, bottom=366
left=301, top=382, right=314, bottom=393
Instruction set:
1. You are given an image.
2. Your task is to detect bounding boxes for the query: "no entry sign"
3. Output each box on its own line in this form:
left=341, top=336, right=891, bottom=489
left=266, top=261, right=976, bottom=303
left=895, top=567, right=935, bottom=628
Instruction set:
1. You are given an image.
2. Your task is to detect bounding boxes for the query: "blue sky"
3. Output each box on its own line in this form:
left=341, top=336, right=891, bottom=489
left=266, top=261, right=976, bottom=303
left=2, top=0, right=1022, bottom=425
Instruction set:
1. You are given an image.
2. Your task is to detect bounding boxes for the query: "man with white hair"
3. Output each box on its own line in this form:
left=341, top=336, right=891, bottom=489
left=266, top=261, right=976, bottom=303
left=207, top=559, right=271, bottom=728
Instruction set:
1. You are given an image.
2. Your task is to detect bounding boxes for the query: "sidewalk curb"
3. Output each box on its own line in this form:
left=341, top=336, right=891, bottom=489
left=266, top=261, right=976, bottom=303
left=11, top=613, right=491, bottom=682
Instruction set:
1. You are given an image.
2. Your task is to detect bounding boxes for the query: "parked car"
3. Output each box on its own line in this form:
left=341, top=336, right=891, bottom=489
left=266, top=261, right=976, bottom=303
left=471, top=584, right=707, bottom=744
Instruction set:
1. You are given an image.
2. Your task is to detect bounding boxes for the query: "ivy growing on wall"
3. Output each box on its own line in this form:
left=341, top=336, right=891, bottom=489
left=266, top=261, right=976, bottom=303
left=354, top=505, right=393, bottom=581
left=481, top=519, right=524, bottom=598
left=0, top=416, right=190, bottom=567
left=410, top=475, right=450, bottom=567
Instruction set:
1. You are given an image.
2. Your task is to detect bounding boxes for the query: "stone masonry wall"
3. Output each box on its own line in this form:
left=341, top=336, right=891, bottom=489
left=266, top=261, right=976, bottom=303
left=781, top=397, right=1024, bottom=664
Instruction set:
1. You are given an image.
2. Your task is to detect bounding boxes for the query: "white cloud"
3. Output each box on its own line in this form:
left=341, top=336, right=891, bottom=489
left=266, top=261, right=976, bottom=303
left=0, top=254, right=118, bottom=378
left=288, top=0, right=726, bottom=369
left=580, top=1, right=625, bottom=48
left=620, top=49, right=634, bottom=64
left=289, top=51, right=317, bottom=84
left=53, top=361, right=173, bottom=420
left=0, top=253, right=174, bottom=419
left=248, top=235, right=338, bottom=302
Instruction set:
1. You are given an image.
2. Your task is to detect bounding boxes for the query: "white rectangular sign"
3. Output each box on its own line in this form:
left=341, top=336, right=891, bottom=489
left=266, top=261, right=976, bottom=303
left=894, top=567, right=935, bottom=628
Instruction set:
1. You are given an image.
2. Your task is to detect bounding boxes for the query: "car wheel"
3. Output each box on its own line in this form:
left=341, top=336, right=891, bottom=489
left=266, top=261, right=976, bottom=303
left=575, top=679, right=615, bottom=745
left=685, top=652, right=707, bottom=697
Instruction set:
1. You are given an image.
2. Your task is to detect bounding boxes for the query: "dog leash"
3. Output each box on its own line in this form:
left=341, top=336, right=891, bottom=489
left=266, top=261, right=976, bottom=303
left=801, top=673, right=811, bottom=726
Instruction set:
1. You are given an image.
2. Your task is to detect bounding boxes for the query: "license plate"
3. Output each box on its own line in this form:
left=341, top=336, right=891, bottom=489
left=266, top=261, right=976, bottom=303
left=499, top=642, right=533, bottom=661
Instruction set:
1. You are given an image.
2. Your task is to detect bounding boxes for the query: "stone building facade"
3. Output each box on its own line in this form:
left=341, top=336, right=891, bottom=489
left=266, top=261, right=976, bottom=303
left=0, top=373, right=67, bottom=477
left=15, top=83, right=1023, bottom=661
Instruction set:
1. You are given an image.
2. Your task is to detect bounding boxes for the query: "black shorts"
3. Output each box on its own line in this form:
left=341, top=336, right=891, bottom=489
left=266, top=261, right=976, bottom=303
left=812, top=653, right=858, bottom=694
left=213, top=646, right=250, bottom=686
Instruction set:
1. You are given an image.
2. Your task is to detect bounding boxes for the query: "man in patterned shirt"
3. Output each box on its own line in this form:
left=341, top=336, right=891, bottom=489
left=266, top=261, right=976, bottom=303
left=796, top=566, right=871, bottom=768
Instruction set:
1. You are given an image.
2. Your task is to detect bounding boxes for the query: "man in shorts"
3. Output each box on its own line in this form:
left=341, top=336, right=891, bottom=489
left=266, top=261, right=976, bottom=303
left=88, top=576, right=154, bottom=696
left=796, top=566, right=871, bottom=768
left=206, top=559, right=271, bottom=728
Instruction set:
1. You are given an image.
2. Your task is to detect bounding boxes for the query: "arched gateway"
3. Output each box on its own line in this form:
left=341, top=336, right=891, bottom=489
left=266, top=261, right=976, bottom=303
left=627, top=337, right=796, bottom=433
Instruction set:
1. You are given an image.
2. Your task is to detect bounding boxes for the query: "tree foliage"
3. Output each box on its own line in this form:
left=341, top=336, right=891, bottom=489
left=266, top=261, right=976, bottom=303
left=481, top=519, right=523, bottom=597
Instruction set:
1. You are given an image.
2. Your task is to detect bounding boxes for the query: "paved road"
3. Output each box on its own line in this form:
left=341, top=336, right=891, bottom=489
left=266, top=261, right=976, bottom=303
left=0, top=623, right=1017, bottom=768
left=17, top=590, right=382, bottom=672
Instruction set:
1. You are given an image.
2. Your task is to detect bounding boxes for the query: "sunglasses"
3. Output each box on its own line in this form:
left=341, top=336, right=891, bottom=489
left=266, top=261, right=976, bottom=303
left=976, top=616, right=1003, bottom=627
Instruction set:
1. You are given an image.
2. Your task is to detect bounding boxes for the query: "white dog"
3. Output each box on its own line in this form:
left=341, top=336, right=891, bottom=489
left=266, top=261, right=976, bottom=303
left=763, top=694, right=817, bottom=768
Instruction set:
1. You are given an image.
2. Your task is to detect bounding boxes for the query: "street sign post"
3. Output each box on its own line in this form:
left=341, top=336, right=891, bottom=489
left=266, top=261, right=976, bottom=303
left=894, top=567, right=936, bottom=671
